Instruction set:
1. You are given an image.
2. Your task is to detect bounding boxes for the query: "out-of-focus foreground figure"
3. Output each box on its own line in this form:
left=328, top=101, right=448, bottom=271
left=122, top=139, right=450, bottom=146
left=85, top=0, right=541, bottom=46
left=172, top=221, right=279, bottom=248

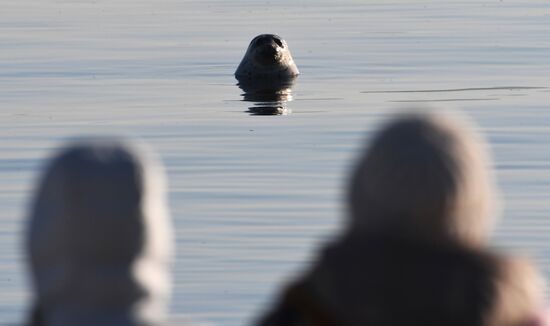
left=26, top=139, right=172, bottom=326
left=258, top=110, right=547, bottom=326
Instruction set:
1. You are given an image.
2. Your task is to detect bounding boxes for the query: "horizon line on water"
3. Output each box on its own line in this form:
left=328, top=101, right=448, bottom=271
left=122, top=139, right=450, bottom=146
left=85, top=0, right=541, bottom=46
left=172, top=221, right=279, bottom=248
left=362, top=86, right=548, bottom=94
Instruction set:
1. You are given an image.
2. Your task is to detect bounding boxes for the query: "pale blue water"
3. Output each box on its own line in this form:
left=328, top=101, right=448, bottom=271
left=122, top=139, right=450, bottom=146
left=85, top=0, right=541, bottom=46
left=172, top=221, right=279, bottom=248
left=1, top=1, right=550, bottom=324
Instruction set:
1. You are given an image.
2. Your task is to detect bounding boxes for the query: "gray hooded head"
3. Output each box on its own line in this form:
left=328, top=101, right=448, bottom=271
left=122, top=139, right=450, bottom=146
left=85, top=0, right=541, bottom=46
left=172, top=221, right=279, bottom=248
left=26, top=138, right=172, bottom=326
left=348, top=110, right=497, bottom=247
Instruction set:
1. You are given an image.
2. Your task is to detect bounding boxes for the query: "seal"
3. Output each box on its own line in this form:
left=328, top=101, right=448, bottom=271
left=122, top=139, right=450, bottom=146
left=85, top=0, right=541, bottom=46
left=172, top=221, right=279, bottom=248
left=235, top=34, right=299, bottom=81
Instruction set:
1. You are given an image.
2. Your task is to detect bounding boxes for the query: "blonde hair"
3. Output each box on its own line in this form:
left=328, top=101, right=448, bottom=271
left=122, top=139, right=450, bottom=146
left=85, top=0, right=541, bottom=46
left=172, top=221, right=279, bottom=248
left=348, top=110, right=497, bottom=247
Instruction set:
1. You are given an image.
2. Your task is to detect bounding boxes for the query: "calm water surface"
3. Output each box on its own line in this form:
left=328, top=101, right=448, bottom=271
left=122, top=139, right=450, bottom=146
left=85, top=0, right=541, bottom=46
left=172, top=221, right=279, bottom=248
left=1, top=1, right=550, bottom=324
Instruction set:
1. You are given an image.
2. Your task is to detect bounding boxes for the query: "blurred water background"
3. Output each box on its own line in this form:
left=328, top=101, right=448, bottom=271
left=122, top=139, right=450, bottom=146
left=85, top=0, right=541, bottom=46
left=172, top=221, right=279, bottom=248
left=1, top=0, right=550, bottom=324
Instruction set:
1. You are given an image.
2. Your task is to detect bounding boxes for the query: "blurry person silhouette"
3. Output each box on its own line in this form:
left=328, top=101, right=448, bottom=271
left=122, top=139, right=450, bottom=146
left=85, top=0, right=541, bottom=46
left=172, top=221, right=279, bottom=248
left=257, top=110, right=547, bottom=326
left=26, top=138, right=173, bottom=326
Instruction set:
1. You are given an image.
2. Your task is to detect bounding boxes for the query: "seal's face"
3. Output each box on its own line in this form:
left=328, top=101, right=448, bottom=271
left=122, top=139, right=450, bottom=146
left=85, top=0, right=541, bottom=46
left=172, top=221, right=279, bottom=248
left=249, top=34, right=287, bottom=67
left=235, top=34, right=299, bottom=80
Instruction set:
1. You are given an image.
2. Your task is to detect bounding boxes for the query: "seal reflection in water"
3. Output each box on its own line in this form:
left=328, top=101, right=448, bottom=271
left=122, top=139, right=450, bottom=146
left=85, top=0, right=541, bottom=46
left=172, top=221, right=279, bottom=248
left=235, top=34, right=299, bottom=115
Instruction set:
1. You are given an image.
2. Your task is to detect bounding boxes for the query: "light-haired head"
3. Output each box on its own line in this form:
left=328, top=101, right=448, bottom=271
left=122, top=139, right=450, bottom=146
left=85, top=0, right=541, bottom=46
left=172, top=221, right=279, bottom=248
left=348, top=110, right=497, bottom=247
left=27, top=137, right=172, bottom=325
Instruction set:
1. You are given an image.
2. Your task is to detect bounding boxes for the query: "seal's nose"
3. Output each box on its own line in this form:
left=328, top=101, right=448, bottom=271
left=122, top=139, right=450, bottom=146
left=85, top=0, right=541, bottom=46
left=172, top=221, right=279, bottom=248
left=263, top=46, right=278, bottom=57
left=256, top=45, right=280, bottom=65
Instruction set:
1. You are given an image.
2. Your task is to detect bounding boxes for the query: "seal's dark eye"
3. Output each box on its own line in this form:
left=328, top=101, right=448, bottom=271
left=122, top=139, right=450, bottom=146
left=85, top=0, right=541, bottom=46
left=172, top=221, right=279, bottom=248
left=273, top=38, right=284, bottom=48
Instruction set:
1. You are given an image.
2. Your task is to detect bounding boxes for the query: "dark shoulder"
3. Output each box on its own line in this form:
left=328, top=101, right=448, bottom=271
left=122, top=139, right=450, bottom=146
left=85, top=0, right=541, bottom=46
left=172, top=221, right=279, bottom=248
left=256, top=279, right=335, bottom=326
left=257, top=235, right=543, bottom=326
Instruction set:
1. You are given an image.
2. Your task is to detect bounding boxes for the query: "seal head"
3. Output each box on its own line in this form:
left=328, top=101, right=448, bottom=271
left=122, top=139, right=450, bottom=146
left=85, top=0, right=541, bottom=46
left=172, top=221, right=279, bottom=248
left=235, top=34, right=299, bottom=81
